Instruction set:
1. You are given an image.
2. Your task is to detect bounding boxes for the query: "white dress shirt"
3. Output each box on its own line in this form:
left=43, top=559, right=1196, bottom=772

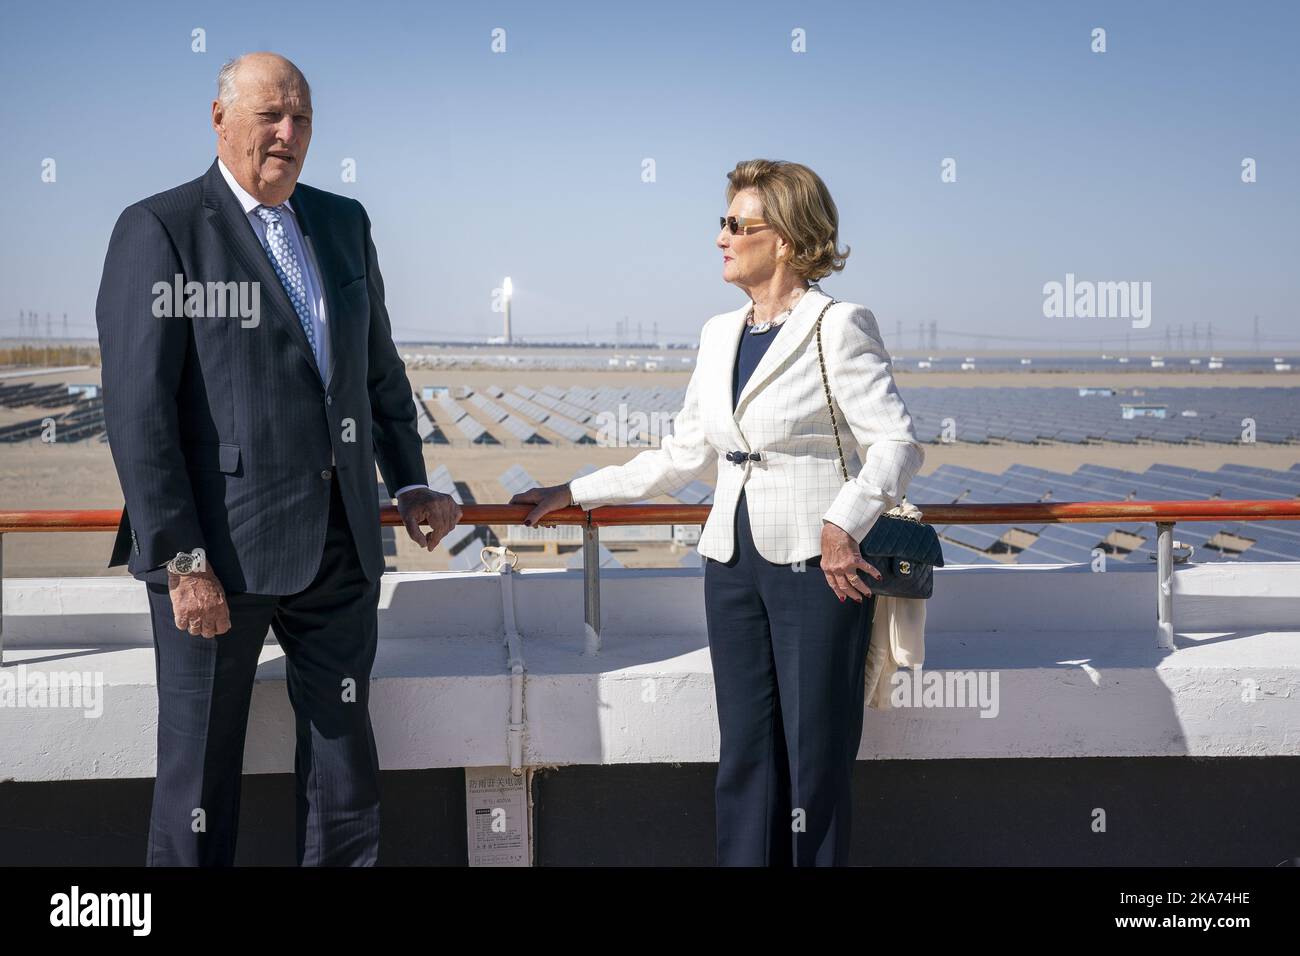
left=217, top=159, right=427, bottom=501
left=217, top=158, right=331, bottom=383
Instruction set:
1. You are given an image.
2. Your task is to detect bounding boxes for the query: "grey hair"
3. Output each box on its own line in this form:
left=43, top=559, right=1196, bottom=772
left=216, top=53, right=310, bottom=107
left=216, top=56, right=243, bottom=107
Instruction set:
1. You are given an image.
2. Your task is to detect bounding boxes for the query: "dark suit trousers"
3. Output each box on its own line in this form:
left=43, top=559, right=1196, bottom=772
left=704, top=488, right=875, bottom=866
left=144, top=475, right=381, bottom=866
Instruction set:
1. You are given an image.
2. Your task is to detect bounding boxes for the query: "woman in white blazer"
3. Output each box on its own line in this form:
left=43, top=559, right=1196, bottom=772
left=512, top=160, right=925, bottom=866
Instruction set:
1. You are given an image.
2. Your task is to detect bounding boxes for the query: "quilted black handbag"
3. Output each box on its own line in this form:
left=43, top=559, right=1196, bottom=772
left=813, top=299, right=944, bottom=599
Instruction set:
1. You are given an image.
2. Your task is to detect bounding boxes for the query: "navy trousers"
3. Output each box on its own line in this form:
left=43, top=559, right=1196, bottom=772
left=144, top=475, right=382, bottom=866
left=704, top=488, right=875, bottom=866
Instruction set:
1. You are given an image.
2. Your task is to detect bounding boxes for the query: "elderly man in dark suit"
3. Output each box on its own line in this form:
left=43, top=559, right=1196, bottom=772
left=95, top=51, right=460, bottom=866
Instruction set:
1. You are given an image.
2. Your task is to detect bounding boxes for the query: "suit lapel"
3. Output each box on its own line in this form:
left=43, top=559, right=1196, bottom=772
left=733, top=285, right=832, bottom=417
left=200, top=161, right=320, bottom=381
left=707, top=304, right=751, bottom=446
left=287, top=185, right=344, bottom=388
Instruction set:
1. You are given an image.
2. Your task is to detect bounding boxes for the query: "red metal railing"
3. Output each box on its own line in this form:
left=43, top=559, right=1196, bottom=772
left=3, top=499, right=1300, bottom=534
left=3, top=500, right=1300, bottom=663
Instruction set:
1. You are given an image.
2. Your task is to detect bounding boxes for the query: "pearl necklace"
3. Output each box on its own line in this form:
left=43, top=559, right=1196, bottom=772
left=746, top=290, right=806, bottom=334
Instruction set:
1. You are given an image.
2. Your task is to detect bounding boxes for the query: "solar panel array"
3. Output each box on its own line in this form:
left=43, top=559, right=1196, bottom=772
left=497, top=386, right=593, bottom=444
left=435, top=393, right=497, bottom=444
left=557, top=384, right=683, bottom=445
left=903, top=387, right=1300, bottom=444
left=411, top=383, right=1300, bottom=447
left=0, top=382, right=82, bottom=409
left=908, top=462, right=1300, bottom=565
left=0, top=382, right=106, bottom=443
left=468, top=392, right=510, bottom=423
left=896, top=355, right=1298, bottom=374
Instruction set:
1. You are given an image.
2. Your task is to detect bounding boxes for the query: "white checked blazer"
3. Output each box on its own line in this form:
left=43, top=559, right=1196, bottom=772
left=568, top=284, right=926, bottom=564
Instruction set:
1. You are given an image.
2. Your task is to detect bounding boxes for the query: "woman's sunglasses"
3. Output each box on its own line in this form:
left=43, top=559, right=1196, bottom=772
left=720, top=216, right=768, bottom=235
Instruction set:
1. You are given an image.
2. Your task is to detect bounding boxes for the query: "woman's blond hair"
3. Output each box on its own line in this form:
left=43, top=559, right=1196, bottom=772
left=726, top=159, right=849, bottom=280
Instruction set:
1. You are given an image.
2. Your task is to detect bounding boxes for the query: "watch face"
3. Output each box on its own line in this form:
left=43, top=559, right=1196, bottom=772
left=173, top=553, right=195, bottom=574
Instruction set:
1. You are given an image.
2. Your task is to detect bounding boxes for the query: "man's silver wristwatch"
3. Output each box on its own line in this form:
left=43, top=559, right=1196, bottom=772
left=166, top=549, right=205, bottom=575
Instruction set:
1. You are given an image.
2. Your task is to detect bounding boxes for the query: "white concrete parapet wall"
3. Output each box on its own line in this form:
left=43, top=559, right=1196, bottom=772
left=2, top=561, right=1299, bottom=782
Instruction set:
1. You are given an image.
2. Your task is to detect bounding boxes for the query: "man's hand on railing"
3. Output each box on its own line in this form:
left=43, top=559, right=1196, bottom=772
left=169, top=568, right=232, bottom=638
left=397, top=488, right=463, bottom=552
left=820, top=519, right=882, bottom=604
left=510, top=483, right=574, bottom=528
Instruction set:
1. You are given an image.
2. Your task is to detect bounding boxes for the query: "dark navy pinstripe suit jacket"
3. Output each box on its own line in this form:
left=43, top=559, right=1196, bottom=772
left=95, top=159, right=426, bottom=594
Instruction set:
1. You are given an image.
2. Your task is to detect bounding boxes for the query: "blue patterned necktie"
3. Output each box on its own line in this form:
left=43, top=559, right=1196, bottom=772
left=254, top=204, right=319, bottom=365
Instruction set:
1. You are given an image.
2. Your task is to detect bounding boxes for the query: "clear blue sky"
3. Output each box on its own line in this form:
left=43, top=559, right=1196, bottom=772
left=1, top=0, right=1296, bottom=346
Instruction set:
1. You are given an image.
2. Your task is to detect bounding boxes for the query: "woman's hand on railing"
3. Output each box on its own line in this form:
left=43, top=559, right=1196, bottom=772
left=510, top=483, right=574, bottom=528
left=820, top=520, right=882, bottom=603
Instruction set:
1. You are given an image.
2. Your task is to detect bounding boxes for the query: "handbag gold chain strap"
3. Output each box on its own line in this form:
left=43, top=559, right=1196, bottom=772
left=812, top=298, right=848, bottom=481
left=814, top=300, right=922, bottom=524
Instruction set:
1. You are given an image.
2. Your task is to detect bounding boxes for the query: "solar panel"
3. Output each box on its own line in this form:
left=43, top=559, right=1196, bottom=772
left=545, top=415, right=593, bottom=443
left=436, top=395, right=468, bottom=423
left=1238, top=520, right=1300, bottom=541
left=1015, top=540, right=1092, bottom=563
left=896, top=386, right=1300, bottom=446
left=426, top=465, right=462, bottom=502
left=1218, top=463, right=1300, bottom=490
left=501, top=415, right=543, bottom=442
left=498, top=464, right=538, bottom=497
left=673, top=480, right=714, bottom=505
left=453, top=415, right=492, bottom=442
left=441, top=523, right=476, bottom=551
left=1224, top=526, right=1300, bottom=557
left=941, top=527, right=1001, bottom=550
left=448, top=538, right=487, bottom=571
left=564, top=542, right=623, bottom=569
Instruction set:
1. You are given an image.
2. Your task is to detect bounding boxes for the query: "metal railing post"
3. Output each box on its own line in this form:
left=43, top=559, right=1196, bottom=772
left=1156, top=521, right=1175, bottom=650
left=582, top=517, right=601, bottom=655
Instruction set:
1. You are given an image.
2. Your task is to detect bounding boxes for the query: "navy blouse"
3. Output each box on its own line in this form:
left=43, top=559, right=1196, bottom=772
left=731, top=319, right=785, bottom=411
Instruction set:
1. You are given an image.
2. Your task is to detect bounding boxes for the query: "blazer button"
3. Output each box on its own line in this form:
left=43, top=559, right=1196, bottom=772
left=321, top=469, right=332, bottom=480
left=326, top=395, right=333, bottom=406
